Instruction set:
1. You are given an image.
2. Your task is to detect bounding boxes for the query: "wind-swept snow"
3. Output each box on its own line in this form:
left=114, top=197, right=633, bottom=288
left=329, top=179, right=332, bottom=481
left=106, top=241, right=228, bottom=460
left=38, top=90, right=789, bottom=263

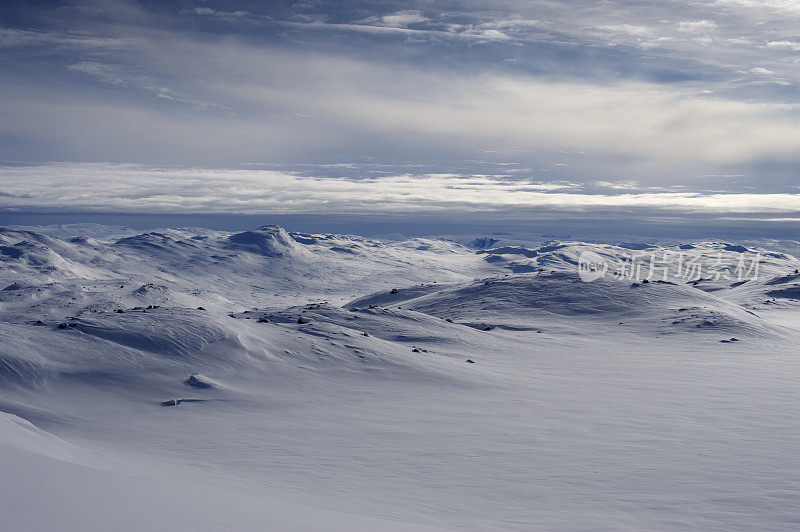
left=2, top=226, right=800, bottom=530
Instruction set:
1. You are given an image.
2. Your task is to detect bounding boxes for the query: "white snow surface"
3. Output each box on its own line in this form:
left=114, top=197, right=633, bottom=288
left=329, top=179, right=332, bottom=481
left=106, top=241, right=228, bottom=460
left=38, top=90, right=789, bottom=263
left=2, top=225, right=800, bottom=530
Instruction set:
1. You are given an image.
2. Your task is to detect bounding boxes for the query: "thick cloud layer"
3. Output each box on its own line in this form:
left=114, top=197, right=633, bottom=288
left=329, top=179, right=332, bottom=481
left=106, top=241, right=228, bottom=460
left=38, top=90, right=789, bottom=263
left=2, top=163, right=800, bottom=216
left=1, top=0, right=799, bottom=212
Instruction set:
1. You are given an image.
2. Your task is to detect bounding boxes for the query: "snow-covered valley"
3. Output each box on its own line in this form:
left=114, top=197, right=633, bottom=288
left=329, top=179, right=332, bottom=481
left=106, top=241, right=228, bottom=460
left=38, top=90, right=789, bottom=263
left=3, top=225, right=800, bottom=530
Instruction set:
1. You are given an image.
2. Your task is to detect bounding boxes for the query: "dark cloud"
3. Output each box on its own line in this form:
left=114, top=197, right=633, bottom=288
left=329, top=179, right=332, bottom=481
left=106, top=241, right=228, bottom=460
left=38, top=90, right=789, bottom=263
left=0, top=0, right=798, bottom=198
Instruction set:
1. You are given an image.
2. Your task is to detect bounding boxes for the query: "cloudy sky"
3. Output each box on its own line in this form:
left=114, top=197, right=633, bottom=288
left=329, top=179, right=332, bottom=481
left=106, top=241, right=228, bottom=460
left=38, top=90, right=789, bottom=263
left=1, top=0, right=799, bottom=223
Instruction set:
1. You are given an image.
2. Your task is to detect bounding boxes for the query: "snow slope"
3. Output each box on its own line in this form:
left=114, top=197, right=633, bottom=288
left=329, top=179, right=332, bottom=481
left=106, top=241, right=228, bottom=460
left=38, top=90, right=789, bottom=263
left=2, top=226, right=800, bottom=530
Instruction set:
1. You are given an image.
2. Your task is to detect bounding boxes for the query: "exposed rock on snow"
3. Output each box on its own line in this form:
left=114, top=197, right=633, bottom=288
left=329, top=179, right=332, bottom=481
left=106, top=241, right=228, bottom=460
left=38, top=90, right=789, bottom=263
left=466, top=237, right=499, bottom=249
left=184, top=373, right=218, bottom=389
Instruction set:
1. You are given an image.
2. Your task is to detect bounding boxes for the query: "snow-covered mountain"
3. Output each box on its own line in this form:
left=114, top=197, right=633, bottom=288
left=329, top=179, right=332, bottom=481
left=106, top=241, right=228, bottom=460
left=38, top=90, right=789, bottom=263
left=3, top=225, right=800, bottom=530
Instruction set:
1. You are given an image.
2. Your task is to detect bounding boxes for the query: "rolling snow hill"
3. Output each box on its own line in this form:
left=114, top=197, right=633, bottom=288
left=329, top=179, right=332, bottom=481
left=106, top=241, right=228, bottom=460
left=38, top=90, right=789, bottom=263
left=2, top=225, right=800, bottom=530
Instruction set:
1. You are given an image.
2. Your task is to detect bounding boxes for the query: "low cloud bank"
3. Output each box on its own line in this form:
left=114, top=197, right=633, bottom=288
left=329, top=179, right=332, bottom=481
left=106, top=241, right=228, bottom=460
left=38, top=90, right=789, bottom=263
left=2, top=163, right=800, bottom=216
